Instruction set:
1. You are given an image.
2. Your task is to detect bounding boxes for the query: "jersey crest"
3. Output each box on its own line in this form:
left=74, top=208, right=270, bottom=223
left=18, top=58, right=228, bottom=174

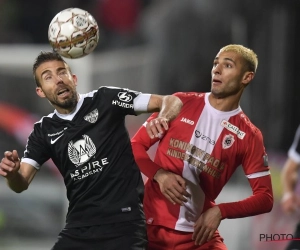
left=84, top=109, right=99, bottom=123
left=222, top=134, right=235, bottom=149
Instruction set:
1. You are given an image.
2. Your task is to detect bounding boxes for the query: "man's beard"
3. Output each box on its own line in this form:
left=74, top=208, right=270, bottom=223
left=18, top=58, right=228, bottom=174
left=50, top=91, right=78, bottom=111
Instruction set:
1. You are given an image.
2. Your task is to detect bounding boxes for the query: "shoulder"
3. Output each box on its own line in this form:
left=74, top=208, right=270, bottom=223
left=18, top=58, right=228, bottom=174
left=173, top=92, right=206, bottom=102
left=32, top=113, right=56, bottom=132
left=96, top=86, right=141, bottom=100
left=173, top=91, right=205, bottom=98
left=34, top=113, right=55, bottom=125
left=237, top=113, right=263, bottom=140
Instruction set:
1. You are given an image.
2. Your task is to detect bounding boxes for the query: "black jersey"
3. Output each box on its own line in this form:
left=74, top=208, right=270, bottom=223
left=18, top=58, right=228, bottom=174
left=22, top=86, right=146, bottom=228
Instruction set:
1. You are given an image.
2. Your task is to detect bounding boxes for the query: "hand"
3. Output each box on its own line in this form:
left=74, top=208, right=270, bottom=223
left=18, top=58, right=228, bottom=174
left=154, top=169, right=191, bottom=205
left=146, top=117, right=169, bottom=139
left=0, top=150, right=21, bottom=180
left=192, top=206, right=222, bottom=245
left=281, top=192, right=300, bottom=214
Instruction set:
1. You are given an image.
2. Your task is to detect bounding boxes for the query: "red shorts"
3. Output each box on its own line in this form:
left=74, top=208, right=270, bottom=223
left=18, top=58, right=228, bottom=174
left=147, top=224, right=227, bottom=250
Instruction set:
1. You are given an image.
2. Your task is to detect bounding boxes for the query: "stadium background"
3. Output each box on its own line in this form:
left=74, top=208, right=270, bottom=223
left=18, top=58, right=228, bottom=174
left=0, top=0, right=299, bottom=249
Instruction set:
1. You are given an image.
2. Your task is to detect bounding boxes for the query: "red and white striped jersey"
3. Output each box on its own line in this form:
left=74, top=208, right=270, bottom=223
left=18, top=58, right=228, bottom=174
left=131, top=92, right=273, bottom=232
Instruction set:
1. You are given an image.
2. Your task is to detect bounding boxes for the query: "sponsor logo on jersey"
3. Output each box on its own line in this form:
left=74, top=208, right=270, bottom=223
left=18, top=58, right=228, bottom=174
left=167, top=138, right=226, bottom=178
left=118, top=92, right=132, bottom=102
left=112, top=100, right=134, bottom=109
left=69, top=158, right=109, bottom=181
left=68, top=135, right=96, bottom=166
left=48, top=127, right=68, bottom=144
left=68, top=135, right=109, bottom=181
left=195, top=130, right=216, bottom=145
left=220, top=120, right=246, bottom=139
left=222, top=134, right=235, bottom=149
left=84, top=109, right=98, bottom=123
left=180, top=117, right=194, bottom=125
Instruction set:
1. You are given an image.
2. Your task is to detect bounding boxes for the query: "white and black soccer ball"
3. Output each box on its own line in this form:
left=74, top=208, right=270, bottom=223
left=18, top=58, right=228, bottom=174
left=48, top=8, right=99, bottom=59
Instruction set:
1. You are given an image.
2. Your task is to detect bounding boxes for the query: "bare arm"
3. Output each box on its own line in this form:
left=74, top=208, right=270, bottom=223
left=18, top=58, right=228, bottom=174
left=0, top=150, right=37, bottom=193
left=281, top=158, right=299, bottom=193
left=146, top=94, right=183, bottom=138
left=281, top=158, right=300, bottom=214
left=147, top=94, right=183, bottom=121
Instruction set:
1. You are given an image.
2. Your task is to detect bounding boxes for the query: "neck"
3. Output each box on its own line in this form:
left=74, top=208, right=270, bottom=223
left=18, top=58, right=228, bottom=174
left=56, top=106, right=77, bottom=114
left=208, top=92, right=241, bottom=111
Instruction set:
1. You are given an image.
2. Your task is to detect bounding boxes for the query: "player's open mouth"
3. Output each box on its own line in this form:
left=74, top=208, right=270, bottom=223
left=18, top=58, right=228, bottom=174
left=212, top=79, right=222, bottom=84
left=57, top=89, right=69, bottom=97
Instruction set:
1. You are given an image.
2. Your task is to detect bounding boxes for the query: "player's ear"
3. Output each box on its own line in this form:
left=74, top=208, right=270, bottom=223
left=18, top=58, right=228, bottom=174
left=242, top=71, right=255, bottom=86
left=36, top=87, right=46, bottom=98
left=72, top=74, right=78, bottom=86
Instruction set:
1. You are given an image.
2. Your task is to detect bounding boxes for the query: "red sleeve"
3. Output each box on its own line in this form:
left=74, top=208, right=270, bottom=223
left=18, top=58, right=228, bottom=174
left=131, top=91, right=200, bottom=179
left=131, top=113, right=163, bottom=180
left=218, top=174, right=273, bottom=219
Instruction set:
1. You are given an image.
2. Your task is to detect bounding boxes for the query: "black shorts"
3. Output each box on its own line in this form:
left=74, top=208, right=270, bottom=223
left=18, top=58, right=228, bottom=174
left=51, top=220, right=147, bottom=250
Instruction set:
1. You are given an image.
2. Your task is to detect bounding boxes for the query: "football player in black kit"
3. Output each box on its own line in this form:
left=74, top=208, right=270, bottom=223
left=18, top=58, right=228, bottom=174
left=0, top=51, right=183, bottom=250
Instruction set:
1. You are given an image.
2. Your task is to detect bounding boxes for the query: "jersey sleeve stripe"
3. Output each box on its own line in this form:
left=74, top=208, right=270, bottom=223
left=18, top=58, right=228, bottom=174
left=246, top=170, right=270, bottom=179
left=21, top=158, right=40, bottom=170
left=133, top=94, right=151, bottom=112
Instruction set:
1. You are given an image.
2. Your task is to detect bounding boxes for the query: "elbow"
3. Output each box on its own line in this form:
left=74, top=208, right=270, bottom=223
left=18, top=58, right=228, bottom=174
left=267, top=197, right=274, bottom=212
left=263, top=194, right=274, bottom=213
left=264, top=202, right=273, bottom=214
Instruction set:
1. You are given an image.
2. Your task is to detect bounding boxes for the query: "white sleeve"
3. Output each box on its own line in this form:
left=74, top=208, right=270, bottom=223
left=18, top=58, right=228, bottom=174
left=21, top=158, right=41, bottom=170
left=133, top=93, right=151, bottom=112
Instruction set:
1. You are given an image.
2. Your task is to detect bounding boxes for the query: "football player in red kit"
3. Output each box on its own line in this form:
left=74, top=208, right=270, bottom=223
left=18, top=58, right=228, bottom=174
left=131, top=44, right=273, bottom=250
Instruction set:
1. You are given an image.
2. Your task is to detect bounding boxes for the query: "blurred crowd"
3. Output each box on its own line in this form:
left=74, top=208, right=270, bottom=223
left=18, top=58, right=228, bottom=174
left=0, top=0, right=300, bottom=153
left=1, top=1, right=300, bottom=249
left=0, top=0, right=152, bottom=50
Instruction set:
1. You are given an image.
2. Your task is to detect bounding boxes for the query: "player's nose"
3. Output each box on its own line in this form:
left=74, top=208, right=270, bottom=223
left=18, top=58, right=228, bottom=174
left=212, top=65, right=221, bottom=75
left=55, top=74, right=64, bottom=84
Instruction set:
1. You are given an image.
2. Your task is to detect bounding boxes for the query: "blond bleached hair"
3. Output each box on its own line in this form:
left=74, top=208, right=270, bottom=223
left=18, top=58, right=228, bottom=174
left=219, top=44, right=258, bottom=73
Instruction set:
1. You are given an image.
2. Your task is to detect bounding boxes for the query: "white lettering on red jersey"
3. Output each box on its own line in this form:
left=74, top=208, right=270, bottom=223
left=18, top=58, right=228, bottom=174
left=134, top=92, right=270, bottom=232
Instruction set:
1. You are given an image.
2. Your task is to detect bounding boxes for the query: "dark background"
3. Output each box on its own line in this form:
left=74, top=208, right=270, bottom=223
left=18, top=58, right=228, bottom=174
left=0, top=1, right=298, bottom=249
left=0, top=0, right=299, bottom=151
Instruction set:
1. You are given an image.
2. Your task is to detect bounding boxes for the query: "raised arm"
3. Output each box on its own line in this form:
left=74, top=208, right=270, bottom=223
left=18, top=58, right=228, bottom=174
left=0, top=150, right=37, bottom=193
left=147, top=94, right=182, bottom=119
left=145, top=94, right=183, bottom=139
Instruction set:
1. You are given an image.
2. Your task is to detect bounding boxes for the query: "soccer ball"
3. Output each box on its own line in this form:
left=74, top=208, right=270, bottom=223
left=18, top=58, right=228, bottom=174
left=48, top=8, right=99, bottom=59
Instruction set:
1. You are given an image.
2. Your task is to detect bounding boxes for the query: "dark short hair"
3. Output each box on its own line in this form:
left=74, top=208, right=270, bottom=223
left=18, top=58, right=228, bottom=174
left=33, top=51, right=68, bottom=87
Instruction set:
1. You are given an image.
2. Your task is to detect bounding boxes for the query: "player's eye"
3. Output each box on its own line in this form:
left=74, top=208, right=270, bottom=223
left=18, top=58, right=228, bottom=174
left=58, top=70, right=68, bottom=76
left=45, top=75, right=52, bottom=81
